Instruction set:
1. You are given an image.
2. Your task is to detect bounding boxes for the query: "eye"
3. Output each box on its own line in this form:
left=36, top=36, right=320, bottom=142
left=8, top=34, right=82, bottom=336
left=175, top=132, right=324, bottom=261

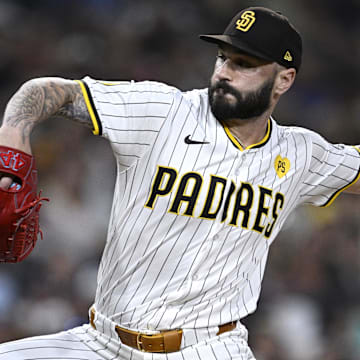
left=236, top=59, right=252, bottom=68
left=216, top=53, right=226, bottom=61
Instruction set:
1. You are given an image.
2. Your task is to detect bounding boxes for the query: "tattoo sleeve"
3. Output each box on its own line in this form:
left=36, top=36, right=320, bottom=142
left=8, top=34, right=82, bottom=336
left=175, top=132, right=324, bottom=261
left=3, top=78, right=92, bottom=144
left=54, top=90, right=93, bottom=129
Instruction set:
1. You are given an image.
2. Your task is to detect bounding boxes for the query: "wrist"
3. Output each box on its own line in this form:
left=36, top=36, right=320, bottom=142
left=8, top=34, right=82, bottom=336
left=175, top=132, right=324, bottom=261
left=0, top=126, right=32, bottom=154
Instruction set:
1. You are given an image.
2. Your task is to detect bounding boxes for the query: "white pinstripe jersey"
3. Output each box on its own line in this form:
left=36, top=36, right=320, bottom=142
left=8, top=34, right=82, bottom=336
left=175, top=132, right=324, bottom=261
left=79, top=76, right=360, bottom=331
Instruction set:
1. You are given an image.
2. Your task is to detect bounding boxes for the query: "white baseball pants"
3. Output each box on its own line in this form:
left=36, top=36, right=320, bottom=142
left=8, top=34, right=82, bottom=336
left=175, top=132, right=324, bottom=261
left=0, top=318, right=255, bottom=359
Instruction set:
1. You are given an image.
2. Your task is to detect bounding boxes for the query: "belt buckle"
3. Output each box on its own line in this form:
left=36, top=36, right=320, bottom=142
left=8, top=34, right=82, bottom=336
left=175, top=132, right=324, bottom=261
left=136, top=333, right=145, bottom=352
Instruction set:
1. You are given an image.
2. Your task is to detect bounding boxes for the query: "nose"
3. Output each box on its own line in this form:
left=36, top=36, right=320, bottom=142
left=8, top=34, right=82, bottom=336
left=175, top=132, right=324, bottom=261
left=214, top=59, right=233, bottom=82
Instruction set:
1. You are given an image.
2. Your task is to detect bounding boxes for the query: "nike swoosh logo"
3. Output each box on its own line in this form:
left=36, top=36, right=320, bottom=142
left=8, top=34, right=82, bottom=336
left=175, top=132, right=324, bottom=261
left=184, top=135, right=210, bottom=145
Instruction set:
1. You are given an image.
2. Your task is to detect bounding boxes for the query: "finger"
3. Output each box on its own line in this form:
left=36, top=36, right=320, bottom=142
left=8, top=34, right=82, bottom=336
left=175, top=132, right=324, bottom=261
left=0, top=176, right=13, bottom=190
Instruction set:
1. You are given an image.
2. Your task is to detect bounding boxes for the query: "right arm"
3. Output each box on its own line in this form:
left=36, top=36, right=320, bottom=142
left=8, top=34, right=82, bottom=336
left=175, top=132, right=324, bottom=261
left=0, top=77, right=92, bottom=188
left=0, top=77, right=92, bottom=152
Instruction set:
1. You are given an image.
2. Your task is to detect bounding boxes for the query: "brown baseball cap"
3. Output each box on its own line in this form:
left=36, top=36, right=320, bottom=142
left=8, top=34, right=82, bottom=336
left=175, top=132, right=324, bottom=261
left=200, top=7, right=302, bottom=71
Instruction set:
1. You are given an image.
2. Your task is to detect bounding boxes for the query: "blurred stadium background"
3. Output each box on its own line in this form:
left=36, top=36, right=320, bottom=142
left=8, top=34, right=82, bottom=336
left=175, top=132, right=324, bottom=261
left=0, top=1, right=360, bottom=359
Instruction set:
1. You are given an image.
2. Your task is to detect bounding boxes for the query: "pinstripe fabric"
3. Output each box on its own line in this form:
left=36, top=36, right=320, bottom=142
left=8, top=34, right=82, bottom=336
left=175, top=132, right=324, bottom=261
left=80, top=77, right=360, bottom=333
left=1, top=77, right=359, bottom=359
left=0, top=323, right=254, bottom=360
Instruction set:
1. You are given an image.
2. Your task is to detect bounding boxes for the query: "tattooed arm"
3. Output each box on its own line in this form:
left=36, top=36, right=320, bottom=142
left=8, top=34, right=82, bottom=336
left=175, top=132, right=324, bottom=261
left=0, top=77, right=92, bottom=153
left=0, top=77, right=92, bottom=188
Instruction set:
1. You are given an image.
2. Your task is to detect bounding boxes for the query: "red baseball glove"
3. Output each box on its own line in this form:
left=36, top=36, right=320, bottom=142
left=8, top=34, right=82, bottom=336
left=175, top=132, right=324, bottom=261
left=0, top=146, right=49, bottom=263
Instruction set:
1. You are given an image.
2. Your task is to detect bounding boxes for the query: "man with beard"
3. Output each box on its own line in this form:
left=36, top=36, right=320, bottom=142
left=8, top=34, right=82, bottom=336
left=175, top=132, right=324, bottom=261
left=0, top=6, right=359, bottom=360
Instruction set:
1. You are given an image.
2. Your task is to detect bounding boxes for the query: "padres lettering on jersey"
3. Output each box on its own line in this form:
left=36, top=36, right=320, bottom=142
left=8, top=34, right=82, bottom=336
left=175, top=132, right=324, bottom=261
left=77, top=77, right=360, bottom=332
left=145, top=166, right=285, bottom=239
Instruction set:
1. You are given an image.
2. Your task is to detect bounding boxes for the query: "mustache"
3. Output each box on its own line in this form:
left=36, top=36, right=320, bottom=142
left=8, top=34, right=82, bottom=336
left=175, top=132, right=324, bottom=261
left=212, top=80, right=239, bottom=97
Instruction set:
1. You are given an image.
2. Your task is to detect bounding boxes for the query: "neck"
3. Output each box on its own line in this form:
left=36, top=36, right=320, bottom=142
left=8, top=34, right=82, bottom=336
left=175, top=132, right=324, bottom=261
left=224, top=110, right=272, bottom=149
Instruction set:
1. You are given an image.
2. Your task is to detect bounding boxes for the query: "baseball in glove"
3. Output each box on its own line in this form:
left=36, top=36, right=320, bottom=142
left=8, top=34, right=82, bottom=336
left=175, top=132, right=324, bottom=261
left=0, top=146, right=49, bottom=263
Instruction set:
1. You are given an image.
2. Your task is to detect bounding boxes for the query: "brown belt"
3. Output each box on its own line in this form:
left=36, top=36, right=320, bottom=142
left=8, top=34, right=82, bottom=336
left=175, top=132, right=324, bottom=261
left=90, top=308, right=237, bottom=353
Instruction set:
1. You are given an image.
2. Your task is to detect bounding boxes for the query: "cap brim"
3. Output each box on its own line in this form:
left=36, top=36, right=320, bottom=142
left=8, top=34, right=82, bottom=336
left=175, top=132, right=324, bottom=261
left=199, top=34, right=274, bottom=63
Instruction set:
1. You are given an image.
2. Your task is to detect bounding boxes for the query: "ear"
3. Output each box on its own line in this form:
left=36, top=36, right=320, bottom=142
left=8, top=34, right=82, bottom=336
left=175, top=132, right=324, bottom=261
left=273, top=68, right=296, bottom=96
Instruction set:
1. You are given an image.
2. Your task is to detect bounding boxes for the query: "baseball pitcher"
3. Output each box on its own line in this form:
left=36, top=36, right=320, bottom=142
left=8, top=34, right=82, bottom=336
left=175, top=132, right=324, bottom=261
left=0, top=7, right=359, bottom=360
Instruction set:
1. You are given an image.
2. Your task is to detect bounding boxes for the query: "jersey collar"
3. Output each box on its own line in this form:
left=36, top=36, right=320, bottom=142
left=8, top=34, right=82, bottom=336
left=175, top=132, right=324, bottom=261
left=221, top=118, right=272, bottom=151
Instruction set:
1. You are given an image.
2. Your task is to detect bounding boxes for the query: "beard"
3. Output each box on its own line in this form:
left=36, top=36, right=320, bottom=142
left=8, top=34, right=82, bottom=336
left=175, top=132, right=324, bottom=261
left=208, top=75, right=276, bottom=122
